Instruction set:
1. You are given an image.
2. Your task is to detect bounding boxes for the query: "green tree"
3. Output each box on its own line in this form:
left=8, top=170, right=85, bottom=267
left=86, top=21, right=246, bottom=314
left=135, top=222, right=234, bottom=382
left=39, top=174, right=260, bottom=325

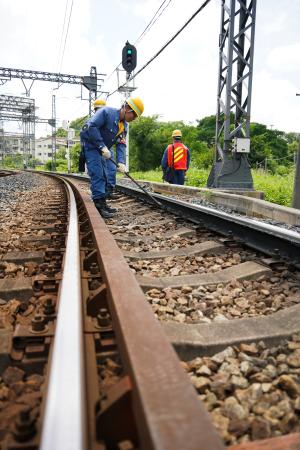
left=70, top=116, right=88, bottom=135
left=129, top=115, right=160, bottom=170
left=70, top=142, right=81, bottom=172
left=56, top=127, right=67, bottom=137
left=196, top=115, right=216, bottom=146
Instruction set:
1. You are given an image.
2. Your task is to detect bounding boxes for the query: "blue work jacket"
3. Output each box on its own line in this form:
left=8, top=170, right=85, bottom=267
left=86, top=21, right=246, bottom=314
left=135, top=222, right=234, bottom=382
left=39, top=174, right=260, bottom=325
left=80, top=107, right=127, bottom=164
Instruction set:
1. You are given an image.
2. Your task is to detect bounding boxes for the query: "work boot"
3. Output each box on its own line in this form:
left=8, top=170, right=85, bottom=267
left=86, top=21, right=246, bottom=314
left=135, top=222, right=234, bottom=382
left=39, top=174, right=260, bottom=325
left=104, top=200, right=117, bottom=213
left=107, top=189, right=121, bottom=200
left=94, top=199, right=115, bottom=219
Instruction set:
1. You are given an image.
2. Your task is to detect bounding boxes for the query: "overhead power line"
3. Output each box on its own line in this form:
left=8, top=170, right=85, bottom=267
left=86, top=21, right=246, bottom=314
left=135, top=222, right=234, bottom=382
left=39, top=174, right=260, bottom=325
left=103, top=0, right=174, bottom=88
left=107, top=0, right=212, bottom=97
left=57, top=0, right=69, bottom=70
left=135, top=0, right=173, bottom=45
left=59, top=0, right=75, bottom=73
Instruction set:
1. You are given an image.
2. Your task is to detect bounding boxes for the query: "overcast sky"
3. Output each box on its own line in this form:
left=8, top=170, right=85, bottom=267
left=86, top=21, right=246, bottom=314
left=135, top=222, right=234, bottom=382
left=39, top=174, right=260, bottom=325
left=1, top=0, right=300, bottom=137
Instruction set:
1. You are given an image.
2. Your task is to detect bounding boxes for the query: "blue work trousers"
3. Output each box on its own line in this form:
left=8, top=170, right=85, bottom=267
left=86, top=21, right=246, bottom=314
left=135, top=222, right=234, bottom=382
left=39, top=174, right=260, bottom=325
left=170, top=170, right=186, bottom=185
left=85, top=147, right=108, bottom=200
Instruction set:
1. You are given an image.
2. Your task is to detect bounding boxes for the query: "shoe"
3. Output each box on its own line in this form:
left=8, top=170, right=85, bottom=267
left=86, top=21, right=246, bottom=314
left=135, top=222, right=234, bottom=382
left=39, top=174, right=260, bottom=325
left=107, top=192, right=120, bottom=200
left=104, top=200, right=117, bottom=213
left=107, top=189, right=121, bottom=200
left=94, top=199, right=115, bottom=218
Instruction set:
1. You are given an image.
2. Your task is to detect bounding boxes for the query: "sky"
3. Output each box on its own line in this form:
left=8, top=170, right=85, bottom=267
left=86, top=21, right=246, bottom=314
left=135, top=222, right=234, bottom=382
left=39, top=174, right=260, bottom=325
left=0, top=0, right=300, bottom=138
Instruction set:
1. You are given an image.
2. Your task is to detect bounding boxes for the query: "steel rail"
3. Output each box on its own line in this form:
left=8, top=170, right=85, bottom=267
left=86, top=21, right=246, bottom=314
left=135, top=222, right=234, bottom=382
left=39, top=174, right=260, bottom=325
left=66, top=176, right=224, bottom=450
left=116, top=184, right=300, bottom=268
left=40, top=179, right=87, bottom=450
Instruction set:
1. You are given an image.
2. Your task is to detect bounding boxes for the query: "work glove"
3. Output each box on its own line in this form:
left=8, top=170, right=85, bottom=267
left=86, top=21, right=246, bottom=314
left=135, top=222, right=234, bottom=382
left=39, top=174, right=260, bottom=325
left=101, top=146, right=111, bottom=159
left=117, top=163, right=126, bottom=173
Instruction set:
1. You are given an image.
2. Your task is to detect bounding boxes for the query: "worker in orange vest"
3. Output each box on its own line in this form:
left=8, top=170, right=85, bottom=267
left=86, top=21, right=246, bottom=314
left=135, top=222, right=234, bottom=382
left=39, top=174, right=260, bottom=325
left=161, top=129, right=190, bottom=185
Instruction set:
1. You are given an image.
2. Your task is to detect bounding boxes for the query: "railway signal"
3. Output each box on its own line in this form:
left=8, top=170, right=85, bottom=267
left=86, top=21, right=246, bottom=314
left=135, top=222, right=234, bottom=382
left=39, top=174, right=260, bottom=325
left=122, top=41, right=137, bottom=74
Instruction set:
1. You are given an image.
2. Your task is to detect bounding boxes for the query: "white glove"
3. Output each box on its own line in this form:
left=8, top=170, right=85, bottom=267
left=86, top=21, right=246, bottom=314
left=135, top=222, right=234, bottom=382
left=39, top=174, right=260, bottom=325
left=101, top=147, right=111, bottom=159
left=117, top=163, right=126, bottom=173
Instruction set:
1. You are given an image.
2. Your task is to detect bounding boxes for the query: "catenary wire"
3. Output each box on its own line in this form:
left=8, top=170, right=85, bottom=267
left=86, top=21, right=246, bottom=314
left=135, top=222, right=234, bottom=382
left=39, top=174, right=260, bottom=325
left=59, top=0, right=74, bottom=73
left=107, top=0, right=212, bottom=97
left=135, top=0, right=173, bottom=45
left=57, top=0, right=70, bottom=72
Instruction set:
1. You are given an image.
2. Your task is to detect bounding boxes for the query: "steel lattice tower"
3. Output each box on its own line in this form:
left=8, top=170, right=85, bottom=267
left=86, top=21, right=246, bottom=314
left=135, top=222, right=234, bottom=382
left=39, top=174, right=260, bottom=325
left=207, top=0, right=257, bottom=189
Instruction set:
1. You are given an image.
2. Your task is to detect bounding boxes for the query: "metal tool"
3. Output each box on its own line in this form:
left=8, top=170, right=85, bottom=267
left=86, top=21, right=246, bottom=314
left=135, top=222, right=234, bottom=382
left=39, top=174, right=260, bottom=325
left=109, top=158, right=163, bottom=208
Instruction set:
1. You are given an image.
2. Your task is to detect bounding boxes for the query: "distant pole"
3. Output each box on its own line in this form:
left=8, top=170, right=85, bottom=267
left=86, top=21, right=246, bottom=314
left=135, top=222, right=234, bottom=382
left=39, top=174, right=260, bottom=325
left=67, top=126, right=75, bottom=174
left=292, top=140, right=300, bottom=209
left=51, top=95, right=56, bottom=171
left=264, top=157, right=267, bottom=172
left=66, top=122, right=71, bottom=173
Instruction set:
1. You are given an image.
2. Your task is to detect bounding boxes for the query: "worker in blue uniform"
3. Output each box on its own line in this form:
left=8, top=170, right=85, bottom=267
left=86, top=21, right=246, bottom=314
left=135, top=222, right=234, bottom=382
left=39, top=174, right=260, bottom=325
left=94, top=100, right=119, bottom=199
left=80, top=97, right=144, bottom=218
left=78, top=98, right=107, bottom=173
left=161, top=129, right=191, bottom=185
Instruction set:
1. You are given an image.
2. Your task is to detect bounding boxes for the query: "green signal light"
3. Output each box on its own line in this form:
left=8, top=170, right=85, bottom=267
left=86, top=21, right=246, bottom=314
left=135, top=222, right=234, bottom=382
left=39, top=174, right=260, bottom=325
left=127, top=49, right=132, bottom=55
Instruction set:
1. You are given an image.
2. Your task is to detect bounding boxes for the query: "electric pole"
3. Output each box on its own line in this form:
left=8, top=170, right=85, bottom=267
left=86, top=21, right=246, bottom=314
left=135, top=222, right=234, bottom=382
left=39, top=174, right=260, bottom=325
left=207, top=0, right=257, bottom=190
left=51, top=95, right=56, bottom=171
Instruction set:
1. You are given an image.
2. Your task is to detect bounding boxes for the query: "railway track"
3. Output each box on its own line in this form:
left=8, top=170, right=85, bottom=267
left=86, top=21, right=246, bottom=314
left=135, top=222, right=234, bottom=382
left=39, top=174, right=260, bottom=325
left=1, top=171, right=300, bottom=449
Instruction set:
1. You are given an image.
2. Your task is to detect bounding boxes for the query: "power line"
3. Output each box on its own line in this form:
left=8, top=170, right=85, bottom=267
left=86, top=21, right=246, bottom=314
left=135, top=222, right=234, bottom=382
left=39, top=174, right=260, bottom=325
left=107, top=0, right=212, bottom=97
left=59, top=0, right=74, bottom=73
left=57, top=0, right=69, bottom=71
left=135, top=0, right=173, bottom=45
left=102, top=0, right=174, bottom=88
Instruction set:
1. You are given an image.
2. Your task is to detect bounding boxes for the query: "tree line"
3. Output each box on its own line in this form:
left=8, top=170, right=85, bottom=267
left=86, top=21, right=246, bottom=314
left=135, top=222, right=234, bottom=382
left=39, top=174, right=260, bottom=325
left=127, top=115, right=299, bottom=174
left=10, top=113, right=296, bottom=174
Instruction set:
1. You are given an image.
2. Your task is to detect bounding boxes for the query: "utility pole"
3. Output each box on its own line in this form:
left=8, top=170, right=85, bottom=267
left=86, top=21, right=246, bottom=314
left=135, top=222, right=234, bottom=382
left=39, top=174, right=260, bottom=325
left=67, top=126, right=75, bottom=173
left=207, top=0, right=257, bottom=190
left=51, top=95, right=56, bottom=171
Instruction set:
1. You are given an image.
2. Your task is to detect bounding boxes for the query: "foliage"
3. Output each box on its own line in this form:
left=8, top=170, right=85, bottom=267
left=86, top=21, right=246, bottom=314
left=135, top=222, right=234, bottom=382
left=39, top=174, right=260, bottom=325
left=129, top=167, right=294, bottom=207
left=56, top=147, right=66, bottom=159
left=129, top=115, right=214, bottom=172
left=70, top=115, right=88, bottom=134
left=129, top=115, right=161, bottom=171
left=196, top=115, right=216, bottom=146
left=56, top=127, right=67, bottom=137
left=28, top=112, right=297, bottom=205
left=70, top=142, right=81, bottom=172
left=128, top=115, right=298, bottom=174
left=252, top=169, right=294, bottom=206
left=44, top=158, right=66, bottom=171
left=2, top=154, right=23, bottom=168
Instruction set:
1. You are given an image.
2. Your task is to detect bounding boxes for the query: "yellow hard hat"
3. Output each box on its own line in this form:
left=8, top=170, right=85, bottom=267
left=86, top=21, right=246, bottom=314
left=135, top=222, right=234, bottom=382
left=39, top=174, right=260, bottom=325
left=126, top=97, right=144, bottom=117
left=94, top=98, right=106, bottom=109
left=172, top=129, right=182, bottom=138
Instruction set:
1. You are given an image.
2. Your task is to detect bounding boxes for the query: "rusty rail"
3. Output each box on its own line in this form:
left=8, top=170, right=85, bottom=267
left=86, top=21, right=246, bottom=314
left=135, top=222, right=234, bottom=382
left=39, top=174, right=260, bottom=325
left=40, top=179, right=87, bottom=450
left=67, top=176, right=224, bottom=450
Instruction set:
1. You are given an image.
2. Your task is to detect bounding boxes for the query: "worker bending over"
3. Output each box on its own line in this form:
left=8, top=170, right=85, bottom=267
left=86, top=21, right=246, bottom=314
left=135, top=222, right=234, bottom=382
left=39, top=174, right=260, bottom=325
left=80, top=97, right=144, bottom=218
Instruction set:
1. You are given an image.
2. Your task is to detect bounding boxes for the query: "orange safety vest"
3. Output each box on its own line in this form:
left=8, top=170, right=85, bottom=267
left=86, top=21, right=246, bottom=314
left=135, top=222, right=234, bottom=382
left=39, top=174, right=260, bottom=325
left=167, top=142, right=188, bottom=170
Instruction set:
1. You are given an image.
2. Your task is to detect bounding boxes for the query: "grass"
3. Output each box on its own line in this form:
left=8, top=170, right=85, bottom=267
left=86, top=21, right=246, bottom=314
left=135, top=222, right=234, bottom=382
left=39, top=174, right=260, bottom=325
left=126, top=167, right=295, bottom=207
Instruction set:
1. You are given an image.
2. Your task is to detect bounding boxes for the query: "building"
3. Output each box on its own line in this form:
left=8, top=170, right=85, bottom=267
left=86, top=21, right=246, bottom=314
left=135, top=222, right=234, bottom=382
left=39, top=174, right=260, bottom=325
left=35, top=136, right=79, bottom=164
left=0, top=130, right=24, bottom=155
left=0, top=130, right=79, bottom=165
